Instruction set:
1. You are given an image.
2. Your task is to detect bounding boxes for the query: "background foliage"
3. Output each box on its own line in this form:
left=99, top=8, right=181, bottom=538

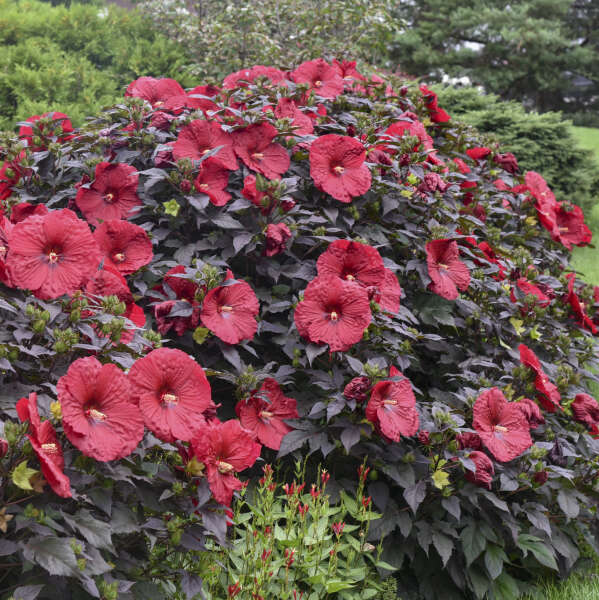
left=391, top=0, right=599, bottom=126
left=0, top=0, right=195, bottom=131
left=136, top=0, right=403, bottom=81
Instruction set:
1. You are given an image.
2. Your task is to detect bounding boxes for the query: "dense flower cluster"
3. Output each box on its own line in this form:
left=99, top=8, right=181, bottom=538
left=1, top=57, right=598, bottom=599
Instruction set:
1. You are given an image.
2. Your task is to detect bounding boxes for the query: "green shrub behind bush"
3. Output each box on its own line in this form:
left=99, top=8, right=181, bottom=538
left=435, top=86, right=599, bottom=213
left=0, top=0, right=196, bottom=130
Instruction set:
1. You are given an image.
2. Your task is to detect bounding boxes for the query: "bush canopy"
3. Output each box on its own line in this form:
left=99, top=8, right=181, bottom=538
left=0, top=60, right=598, bottom=600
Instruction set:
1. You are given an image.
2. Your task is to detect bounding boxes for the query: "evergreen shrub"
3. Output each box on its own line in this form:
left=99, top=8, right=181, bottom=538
left=0, top=0, right=195, bottom=131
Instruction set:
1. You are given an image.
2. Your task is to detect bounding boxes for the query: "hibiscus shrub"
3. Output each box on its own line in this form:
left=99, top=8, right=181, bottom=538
left=1, top=60, right=599, bottom=600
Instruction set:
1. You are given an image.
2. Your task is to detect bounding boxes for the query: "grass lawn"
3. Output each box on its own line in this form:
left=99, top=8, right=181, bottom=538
left=570, top=126, right=599, bottom=285
left=571, top=126, right=599, bottom=157
left=523, top=573, right=599, bottom=600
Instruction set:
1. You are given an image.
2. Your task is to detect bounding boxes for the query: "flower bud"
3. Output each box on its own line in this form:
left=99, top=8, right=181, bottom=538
left=0, top=438, right=8, bottom=458
left=32, top=319, right=46, bottom=333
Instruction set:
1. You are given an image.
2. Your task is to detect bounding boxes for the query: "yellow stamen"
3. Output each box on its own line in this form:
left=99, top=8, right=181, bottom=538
left=494, top=425, right=508, bottom=433
left=559, top=226, right=569, bottom=232
left=48, top=251, right=59, bottom=264
left=383, top=399, right=397, bottom=406
left=199, top=183, right=209, bottom=191
left=260, top=410, right=274, bottom=419
left=217, top=460, right=235, bottom=474
left=333, top=166, right=345, bottom=175
left=251, top=152, right=264, bottom=161
left=87, top=408, right=107, bottom=421
left=345, top=274, right=355, bottom=281
left=114, top=253, right=125, bottom=262
left=162, top=393, right=179, bottom=406
left=330, top=311, right=339, bottom=321
left=438, top=263, right=449, bottom=269
left=41, top=443, right=58, bottom=453
left=314, top=80, right=322, bottom=87
left=221, top=305, right=233, bottom=312
left=202, top=148, right=211, bottom=155
left=104, top=193, right=114, bottom=203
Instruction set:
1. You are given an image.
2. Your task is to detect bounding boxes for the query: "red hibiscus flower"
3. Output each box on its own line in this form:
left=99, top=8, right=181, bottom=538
left=7, top=208, right=100, bottom=300
left=153, top=266, right=201, bottom=336
left=344, top=376, right=371, bottom=403
left=571, top=394, right=599, bottom=435
left=494, top=153, right=519, bottom=174
left=378, top=113, right=435, bottom=155
left=332, top=59, right=365, bottom=84
left=265, top=223, right=291, bottom=256
left=425, top=239, right=470, bottom=300
left=242, top=175, right=276, bottom=214
left=125, top=77, right=185, bottom=107
left=10, top=202, right=48, bottom=224
left=510, top=278, right=551, bottom=310
left=456, top=432, right=483, bottom=451
left=129, top=348, right=215, bottom=443
left=19, top=112, right=74, bottom=150
left=309, top=134, right=371, bottom=203
left=536, top=204, right=560, bottom=238
left=552, top=203, right=592, bottom=250
left=476, top=241, right=507, bottom=280
left=419, top=85, right=451, bottom=123
left=369, top=269, right=402, bottom=314
left=518, top=344, right=562, bottom=412
left=517, top=398, right=545, bottom=429
left=0, top=215, right=13, bottom=285
left=291, top=59, right=344, bottom=99
left=312, top=239, right=399, bottom=312
left=233, top=123, right=290, bottom=179
left=223, top=65, right=287, bottom=89
left=194, top=159, right=231, bottom=206
left=162, top=84, right=221, bottom=114
left=57, top=357, right=144, bottom=461
left=0, top=160, right=21, bottom=201
left=274, top=98, right=314, bottom=135
left=565, top=273, right=597, bottom=333
left=316, top=240, right=385, bottom=288
left=365, top=366, right=419, bottom=442
left=200, top=271, right=259, bottom=344
left=75, top=162, right=141, bottom=226
left=94, top=220, right=153, bottom=275
left=16, top=392, right=71, bottom=497
left=294, top=276, right=371, bottom=352
left=85, top=266, right=145, bottom=340
left=473, top=387, right=533, bottom=462
left=454, top=158, right=470, bottom=174
left=235, top=379, right=298, bottom=450
left=172, top=120, right=238, bottom=171
left=464, top=451, right=494, bottom=489
left=524, top=171, right=556, bottom=206
left=191, top=419, right=261, bottom=506
left=419, top=172, right=448, bottom=194
left=466, top=147, right=491, bottom=161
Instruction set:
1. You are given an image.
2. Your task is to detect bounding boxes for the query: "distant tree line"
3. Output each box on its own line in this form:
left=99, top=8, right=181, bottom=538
left=391, top=0, right=599, bottom=126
